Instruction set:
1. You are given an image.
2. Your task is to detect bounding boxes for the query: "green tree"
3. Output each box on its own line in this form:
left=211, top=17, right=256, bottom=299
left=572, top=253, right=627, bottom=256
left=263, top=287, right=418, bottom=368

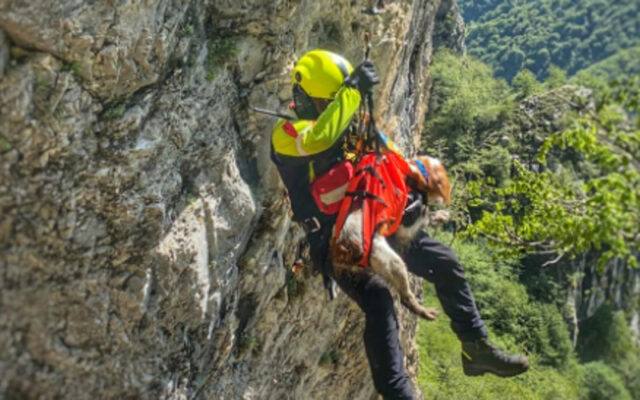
left=571, top=45, right=640, bottom=98
left=512, top=69, right=543, bottom=99
left=578, top=306, right=640, bottom=398
left=465, top=79, right=640, bottom=268
left=424, top=49, right=512, bottom=165
left=544, top=65, right=568, bottom=89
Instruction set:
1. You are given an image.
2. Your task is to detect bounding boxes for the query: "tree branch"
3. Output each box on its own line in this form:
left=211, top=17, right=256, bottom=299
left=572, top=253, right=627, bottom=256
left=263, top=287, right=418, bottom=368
left=542, top=252, right=566, bottom=267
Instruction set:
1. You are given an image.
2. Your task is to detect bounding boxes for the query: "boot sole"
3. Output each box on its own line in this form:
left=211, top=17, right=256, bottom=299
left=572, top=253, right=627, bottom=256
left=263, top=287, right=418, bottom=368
left=463, top=364, right=529, bottom=378
left=462, top=366, right=487, bottom=376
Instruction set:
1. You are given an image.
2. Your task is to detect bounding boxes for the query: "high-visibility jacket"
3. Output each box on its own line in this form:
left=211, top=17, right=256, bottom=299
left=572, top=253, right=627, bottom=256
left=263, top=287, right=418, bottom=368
left=271, top=86, right=361, bottom=222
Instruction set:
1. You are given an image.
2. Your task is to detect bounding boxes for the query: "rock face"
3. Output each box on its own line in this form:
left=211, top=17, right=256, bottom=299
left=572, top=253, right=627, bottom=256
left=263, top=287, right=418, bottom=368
left=0, top=1, right=461, bottom=399
left=432, top=0, right=465, bottom=53
left=574, top=252, right=640, bottom=342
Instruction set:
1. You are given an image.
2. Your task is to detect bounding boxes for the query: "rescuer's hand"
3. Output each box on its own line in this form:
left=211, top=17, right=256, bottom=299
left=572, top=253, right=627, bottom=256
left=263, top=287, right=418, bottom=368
left=345, top=60, right=380, bottom=94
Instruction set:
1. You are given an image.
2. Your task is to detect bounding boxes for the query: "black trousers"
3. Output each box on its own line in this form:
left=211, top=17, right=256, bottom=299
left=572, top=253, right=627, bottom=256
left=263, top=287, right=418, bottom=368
left=311, top=229, right=487, bottom=400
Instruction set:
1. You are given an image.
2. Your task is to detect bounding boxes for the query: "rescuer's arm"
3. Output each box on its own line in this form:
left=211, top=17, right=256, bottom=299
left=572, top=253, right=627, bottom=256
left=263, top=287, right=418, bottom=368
left=299, top=86, right=361, bottom=154
left=271, top=86, right=361, bottom=157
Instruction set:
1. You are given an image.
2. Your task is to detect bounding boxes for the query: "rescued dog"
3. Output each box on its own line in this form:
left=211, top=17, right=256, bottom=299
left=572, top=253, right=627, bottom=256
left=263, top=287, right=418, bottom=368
left=330, top=155, right=451, bottom=320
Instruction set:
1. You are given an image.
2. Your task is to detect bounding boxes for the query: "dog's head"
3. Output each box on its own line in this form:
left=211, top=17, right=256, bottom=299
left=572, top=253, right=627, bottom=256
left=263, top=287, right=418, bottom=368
left=409, top=156, right=451, bottom=205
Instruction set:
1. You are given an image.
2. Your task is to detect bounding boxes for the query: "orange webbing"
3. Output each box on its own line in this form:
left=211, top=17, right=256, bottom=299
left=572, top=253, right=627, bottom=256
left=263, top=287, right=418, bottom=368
left=334, top=150, right=411, bottom=266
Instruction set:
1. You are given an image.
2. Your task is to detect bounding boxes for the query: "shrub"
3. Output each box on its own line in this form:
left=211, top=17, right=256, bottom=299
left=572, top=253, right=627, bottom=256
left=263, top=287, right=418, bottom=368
left=512, top=69, right=542, bottom=99
left=580, top=362, right=632, bottom=400
left=578, top=306, right=640, bottom=398
left=417, top=233, right=580, bottom=399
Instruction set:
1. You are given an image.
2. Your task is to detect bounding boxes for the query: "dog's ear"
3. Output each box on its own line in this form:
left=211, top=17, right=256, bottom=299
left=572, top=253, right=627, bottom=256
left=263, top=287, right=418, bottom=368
left=434, top=167, right=451, bottom=205
left=420, top=156, right=451, bottom=205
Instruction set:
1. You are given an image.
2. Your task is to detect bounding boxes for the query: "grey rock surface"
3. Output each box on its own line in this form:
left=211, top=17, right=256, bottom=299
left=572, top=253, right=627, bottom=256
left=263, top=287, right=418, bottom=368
left=0, top=29, right=8, bottom=78
left=0, top=1, right=459, bottom=399
left=433, top=0, right=465, bottom=53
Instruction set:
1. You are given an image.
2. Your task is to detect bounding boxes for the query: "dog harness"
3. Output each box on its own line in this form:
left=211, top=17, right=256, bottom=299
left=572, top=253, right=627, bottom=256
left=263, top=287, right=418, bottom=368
left=334, top=150, right=411, bottom=266
left=413, top=158, right=429, bottom=183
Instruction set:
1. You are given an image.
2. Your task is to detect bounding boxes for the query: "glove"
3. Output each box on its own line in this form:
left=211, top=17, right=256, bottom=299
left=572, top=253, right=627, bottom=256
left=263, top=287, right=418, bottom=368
left=344, top=60, right=380, bottom=94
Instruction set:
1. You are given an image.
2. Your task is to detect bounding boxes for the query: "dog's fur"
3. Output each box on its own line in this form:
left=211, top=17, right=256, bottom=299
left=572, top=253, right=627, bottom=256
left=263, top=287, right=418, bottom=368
left=330, top=155, right=451, bottom=320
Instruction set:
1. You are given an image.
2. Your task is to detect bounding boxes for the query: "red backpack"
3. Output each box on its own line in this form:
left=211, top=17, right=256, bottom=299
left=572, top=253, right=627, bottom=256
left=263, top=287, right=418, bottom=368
left=310, top=160, right=354, bottom=215
left=334, top=150, right=410, bottom=266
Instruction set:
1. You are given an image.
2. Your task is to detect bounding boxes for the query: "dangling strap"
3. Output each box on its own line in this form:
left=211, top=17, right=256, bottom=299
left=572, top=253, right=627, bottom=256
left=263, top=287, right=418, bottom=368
left=345, top=191, right=388, bottom=207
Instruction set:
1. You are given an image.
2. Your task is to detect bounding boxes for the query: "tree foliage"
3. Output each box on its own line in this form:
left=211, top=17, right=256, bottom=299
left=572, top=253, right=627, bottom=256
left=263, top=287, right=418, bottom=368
left=574, top=45, right=640, bottom=83
left=571, top=45, right=640, bottom=97
left=578, top=306, right=640, bottom=399
left=425, top=49, right=512, bottom=165
left=458, top=0, right=640, bottom=81
left=420, top=45, right=640, bottom=399
left=512, top=69, right=543, bottom=99
left=544, top=65, right=568, bottom=90
left=465, top=79, right=640, bottom=269
left=417, top=234, right=580, bottom=400
left=580, top=362, right=633, bottom=400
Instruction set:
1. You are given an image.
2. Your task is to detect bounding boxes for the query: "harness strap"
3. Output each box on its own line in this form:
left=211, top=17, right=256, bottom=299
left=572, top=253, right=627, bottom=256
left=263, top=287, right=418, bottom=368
left=355, top=165, right=387, bottom=189
left=345, top=191, right=388, bottom=207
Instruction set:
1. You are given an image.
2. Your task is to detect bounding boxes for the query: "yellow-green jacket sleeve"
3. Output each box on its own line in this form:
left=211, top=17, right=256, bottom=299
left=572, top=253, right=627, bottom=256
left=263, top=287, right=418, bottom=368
left=272, top=86, right=361, bottom=157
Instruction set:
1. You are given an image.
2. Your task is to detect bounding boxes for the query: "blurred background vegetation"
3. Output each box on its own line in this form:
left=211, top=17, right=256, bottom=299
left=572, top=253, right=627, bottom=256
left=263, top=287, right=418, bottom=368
left=416, top=1, right=640, bottom=398
left=460, top=0, right=639, bottom=82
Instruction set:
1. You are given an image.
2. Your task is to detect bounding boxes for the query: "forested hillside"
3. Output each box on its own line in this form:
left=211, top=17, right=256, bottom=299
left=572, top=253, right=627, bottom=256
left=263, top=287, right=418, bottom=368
left=417, top=47, right=640, bottom=399
left=458, top=0, right=640, bottom=81
left=572, top=45, right=640, bottom=92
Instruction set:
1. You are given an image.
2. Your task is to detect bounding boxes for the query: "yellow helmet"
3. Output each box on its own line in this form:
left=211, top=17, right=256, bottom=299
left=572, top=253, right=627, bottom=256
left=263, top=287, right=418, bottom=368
left=292, top=49, right=354, bottom=99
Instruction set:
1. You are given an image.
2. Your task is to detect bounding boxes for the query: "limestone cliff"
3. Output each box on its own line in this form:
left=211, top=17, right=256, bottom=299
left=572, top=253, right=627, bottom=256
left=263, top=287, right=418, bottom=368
left=0, top=1, right=462, bottom=399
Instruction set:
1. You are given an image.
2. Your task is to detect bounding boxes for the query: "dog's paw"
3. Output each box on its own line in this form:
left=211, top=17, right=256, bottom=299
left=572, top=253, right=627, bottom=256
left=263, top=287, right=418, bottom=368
left=421, top=307, right=439, bottom=321
left=429, top=209, right=451, bottom=224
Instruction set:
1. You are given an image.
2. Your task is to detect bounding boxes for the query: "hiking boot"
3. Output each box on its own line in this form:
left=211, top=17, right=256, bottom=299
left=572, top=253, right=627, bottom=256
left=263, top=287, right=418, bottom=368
left=461, top=338, right=529, bottom=377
